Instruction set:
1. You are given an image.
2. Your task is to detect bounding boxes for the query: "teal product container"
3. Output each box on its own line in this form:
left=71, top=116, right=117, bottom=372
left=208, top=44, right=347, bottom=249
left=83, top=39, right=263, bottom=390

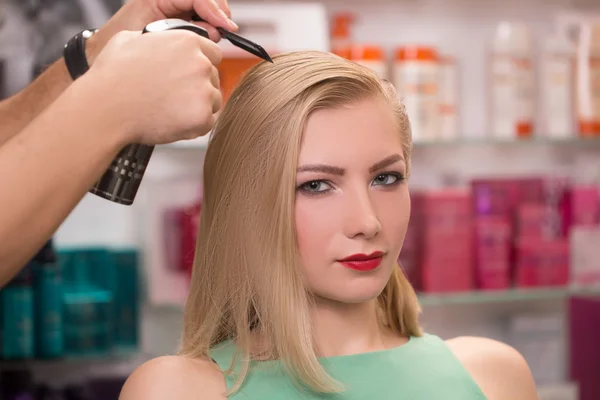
left=59, top=249, right=114, bottom=357
left=1, top=265, right=34, bottom=359
left=111, top=249, right=140, bottom=349
left=32, top=239, right=64, bottom=359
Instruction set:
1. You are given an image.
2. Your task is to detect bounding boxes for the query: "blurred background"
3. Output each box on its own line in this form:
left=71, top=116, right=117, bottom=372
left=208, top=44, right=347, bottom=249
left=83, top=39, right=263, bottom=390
left=1, top=0, right=600, bottom=399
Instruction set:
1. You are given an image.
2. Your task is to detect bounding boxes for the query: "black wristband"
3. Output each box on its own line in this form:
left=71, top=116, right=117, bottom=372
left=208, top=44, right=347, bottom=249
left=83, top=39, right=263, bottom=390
left=63, top=29, right=97, bottom=80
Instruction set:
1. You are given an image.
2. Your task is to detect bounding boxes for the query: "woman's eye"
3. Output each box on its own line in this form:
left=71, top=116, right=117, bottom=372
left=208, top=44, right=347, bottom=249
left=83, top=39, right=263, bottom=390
left=299, top=180, right=331, bottom=193
left=373, top=173, right=403, bottom=186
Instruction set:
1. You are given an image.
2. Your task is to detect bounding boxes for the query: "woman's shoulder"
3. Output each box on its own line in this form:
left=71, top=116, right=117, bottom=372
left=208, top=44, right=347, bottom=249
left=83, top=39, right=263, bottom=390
left=119, top=355, right=226, bottom=400
left=445, top=336, right=539, bottom=400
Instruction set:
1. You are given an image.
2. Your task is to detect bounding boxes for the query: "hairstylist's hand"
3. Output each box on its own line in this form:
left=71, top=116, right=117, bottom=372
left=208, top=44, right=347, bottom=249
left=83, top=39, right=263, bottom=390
left=147, top=0, right=238, bottom=39
left=86, top=0, right=237, bottom=64
left=82, top=29, right=222, bottom=145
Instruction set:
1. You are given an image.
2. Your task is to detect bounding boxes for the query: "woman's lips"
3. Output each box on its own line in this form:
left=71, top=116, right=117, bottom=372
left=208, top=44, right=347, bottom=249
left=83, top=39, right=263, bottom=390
left=337, top=251, right=385, bottom=272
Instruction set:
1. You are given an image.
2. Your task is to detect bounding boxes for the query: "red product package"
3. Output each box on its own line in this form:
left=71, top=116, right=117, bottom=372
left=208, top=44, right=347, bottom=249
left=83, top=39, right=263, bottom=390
left=178, top=202, right=201, bottom=278
left=569, top=185, right=600, bottom=227
left=471, top=179, right=518, bottom=217
left=471, top=177, right=544, bottom=218
left=515, top=237, right=569, bottom=287
left=420, top=190, right=474, bottom=293
left=399, top=192, right=424, bottom=290
left=474, top=215, right=512, bottom=290
left=421, top=230, right=474, bottom=293
left=517, top=204, right=557, bottom=238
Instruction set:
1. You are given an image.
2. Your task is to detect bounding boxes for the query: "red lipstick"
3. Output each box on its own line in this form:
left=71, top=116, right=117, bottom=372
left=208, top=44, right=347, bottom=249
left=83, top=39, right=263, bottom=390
left=338, top=251, right=385, bottom=272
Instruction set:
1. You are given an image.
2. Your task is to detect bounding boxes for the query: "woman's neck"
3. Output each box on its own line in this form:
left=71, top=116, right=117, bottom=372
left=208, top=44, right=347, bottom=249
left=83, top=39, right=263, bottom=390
left=310, top=297, right=407, bottom=358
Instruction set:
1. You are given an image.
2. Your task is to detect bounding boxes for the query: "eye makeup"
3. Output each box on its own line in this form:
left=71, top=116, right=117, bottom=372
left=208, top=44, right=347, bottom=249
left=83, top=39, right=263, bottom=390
left=296, top=171, right=406, bottom=197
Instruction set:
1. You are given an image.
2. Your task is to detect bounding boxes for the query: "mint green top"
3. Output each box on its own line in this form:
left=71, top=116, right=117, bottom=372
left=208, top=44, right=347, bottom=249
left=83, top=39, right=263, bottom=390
left=210, top=333, right=488, bottom=399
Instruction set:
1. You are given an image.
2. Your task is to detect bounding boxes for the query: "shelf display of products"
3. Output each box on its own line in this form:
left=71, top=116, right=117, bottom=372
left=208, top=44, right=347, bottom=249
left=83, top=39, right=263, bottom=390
left=399, top=176, right=600, bottom=294
left=0, top=243, right=140, bottom=362
left=328, top=12, right=600, bottom=142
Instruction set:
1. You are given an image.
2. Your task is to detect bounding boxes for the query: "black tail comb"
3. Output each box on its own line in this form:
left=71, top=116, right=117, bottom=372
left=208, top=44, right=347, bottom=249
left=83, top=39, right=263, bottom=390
left=191, top=13, right=273, bottom=63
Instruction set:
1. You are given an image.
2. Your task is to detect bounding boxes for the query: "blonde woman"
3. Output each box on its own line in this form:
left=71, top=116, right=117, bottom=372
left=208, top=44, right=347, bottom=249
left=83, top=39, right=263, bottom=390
left=120, top=51, right=539, bottom=400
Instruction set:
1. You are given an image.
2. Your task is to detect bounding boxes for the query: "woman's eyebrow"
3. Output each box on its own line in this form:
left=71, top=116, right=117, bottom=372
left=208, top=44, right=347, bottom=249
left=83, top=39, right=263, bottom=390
left=296, top=154, right=404, bottom=176
left=296, top=164, right=344, bottom=175
left=369, top=154, right=404, bottom=173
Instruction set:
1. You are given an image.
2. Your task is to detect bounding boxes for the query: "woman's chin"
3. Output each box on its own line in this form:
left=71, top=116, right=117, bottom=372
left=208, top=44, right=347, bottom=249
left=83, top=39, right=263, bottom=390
left=317, top=276, right=390, bottom=304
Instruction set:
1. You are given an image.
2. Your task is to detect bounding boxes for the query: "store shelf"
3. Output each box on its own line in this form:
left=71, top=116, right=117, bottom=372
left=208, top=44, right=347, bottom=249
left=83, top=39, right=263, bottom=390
left=141, top=286, right=600, bottom=312
left=0, top=347, right=141, bottom=369
left=159, top=136, right=600, bottom=151
left=418, top=285, right=600, bottom=307
left=413, top=137, right=600, bottom=148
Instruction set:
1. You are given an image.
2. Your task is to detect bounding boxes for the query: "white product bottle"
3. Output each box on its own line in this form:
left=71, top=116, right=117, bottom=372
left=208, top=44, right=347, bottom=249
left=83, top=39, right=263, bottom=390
left=541, top=33, right=575, bottom=139
left=575, top=21, right=600, bottom=137
left=393, top=46, right=440, bottom=143
left=490, top=22, right=535, bottom=140
left=351, top=45, right=388, bottom=80
left=439, top=55, right=459, bottom=141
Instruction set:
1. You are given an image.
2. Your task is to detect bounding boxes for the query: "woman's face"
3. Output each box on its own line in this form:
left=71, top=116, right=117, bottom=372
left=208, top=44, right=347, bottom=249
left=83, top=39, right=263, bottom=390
left=295, top=97, right=410, bottom=304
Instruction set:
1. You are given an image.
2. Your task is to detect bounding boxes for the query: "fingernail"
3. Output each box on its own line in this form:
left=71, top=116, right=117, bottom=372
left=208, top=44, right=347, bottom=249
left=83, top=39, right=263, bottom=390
left=228, top=18, right=238, bottom=30
left=218, top=9, right=238, bottom=30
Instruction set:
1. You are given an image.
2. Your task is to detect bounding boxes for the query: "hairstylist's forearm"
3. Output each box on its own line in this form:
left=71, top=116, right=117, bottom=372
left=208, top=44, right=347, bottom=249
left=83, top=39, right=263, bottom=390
left=0, top=0, right=153, bottom=147
left=0, top=77, right=130, bottom=287
left=0, top=59, right=72, bottom=146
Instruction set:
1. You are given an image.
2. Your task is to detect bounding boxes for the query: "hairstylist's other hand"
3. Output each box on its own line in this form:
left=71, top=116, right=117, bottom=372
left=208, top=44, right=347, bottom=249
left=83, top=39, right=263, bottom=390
left=146, top=0, right=238, bottom=39
left=83, top=29, right=222, bottom=145
left=86, top=0, right=237, bottom=64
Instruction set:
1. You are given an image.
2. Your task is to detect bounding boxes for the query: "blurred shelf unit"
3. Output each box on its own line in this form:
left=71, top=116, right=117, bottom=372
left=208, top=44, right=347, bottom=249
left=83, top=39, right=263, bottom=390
left=144, top=285, right=600, bottom=310
left=161, top=136, right=600, bottom=151
left=418, top=285, right=600, bottom=307
left=0, top=346, right=141, bottom=369
left=0, top=247, right=142, bottom=367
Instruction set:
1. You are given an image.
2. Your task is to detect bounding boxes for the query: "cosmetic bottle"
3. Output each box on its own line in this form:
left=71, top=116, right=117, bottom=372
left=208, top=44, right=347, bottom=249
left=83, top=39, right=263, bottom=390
left=1, top=266, right=34, bottom=360
left=111, top=249, right=139, bottom=349
left=32, top=239, right=64, bottom=359
left=60, top=250, right=113, bottom=356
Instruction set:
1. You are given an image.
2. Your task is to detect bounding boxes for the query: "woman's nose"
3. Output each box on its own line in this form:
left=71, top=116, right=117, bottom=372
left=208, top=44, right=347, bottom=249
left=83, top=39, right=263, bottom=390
left=343, top=188, right=382, bottom=239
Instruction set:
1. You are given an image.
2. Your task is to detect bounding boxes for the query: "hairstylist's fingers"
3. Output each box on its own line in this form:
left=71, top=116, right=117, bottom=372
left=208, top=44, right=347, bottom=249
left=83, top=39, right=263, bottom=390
left=216, top=0, right=231, bottom=18
left=210, top=65, right=220, bottom=90
left=212, top=86, right=222, bottom=114
left=192, top=0, right=238, bottom=31
left=197, top=37, right=222, bottom=66
left=191, top=21, right=221, bottom=42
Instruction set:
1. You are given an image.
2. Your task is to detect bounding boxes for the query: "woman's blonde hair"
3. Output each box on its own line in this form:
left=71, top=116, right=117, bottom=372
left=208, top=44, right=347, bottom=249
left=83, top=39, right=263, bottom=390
left=179, top=50, right=422, bottom=394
